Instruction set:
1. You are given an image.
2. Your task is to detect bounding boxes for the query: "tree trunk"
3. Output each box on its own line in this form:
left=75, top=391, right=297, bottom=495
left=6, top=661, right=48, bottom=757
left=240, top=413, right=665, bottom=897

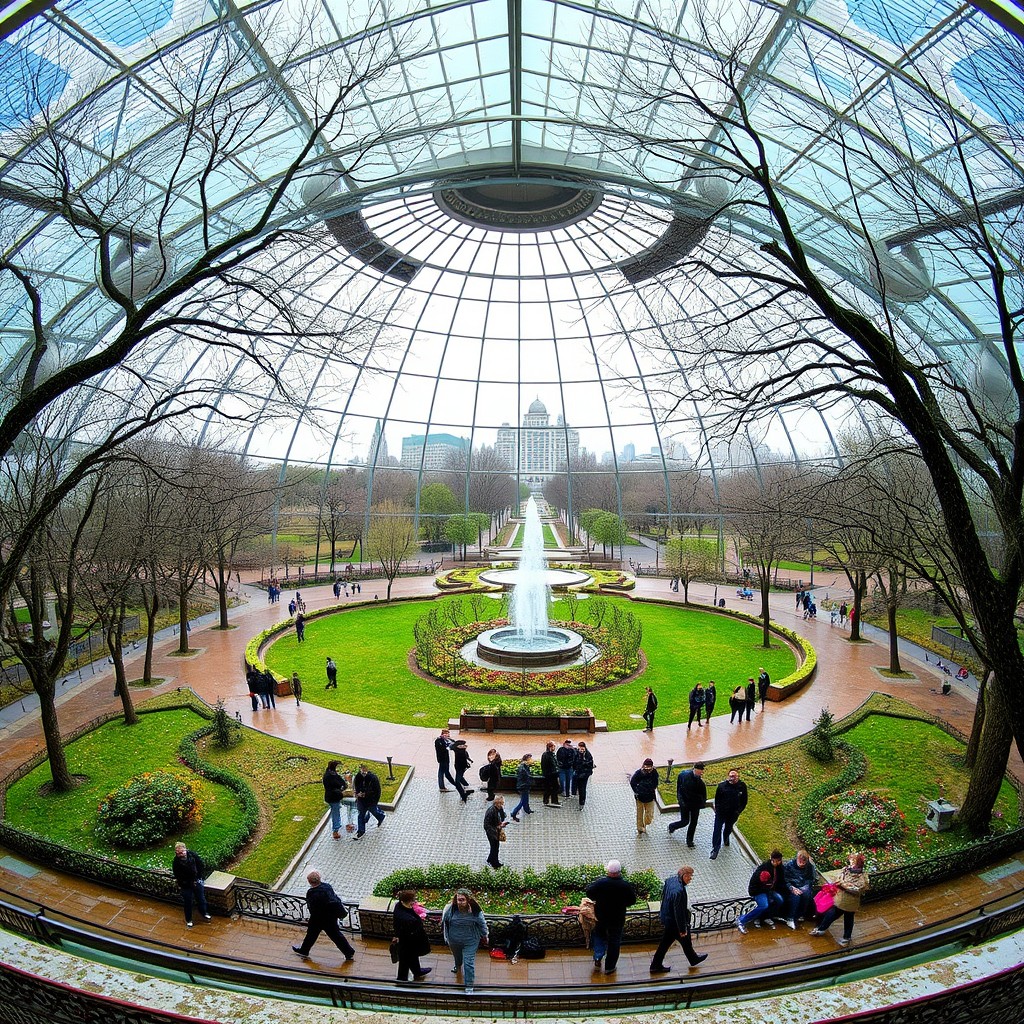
left=177, top=578, right=190, bottom=653
left=143, top=585, right=159, bottom=683
left=958, top=676, right=1012, bottom=836
left=37, top=678, right=74, bottom=791
left=107, top=615, right=138, bottom=726
left=216, top=556, right=230, bottom=629
left=760, top=580, right=771, bottom=647
left=682, top=580, right=689, bottom=603
left=965, top=670, right=989, bottom=769
left=887, top=602, right=901, bottom=673
left=850, top=570, right=866, bottom=641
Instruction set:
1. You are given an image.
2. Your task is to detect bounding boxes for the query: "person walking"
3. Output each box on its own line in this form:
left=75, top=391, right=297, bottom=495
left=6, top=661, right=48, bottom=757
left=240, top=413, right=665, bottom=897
left=686, top=682, right=705, bottom=729
left=291, top=671, right=303, bottom=706
left=481, top=748, right=502, bottom=801
left=556, top=738, right=576, bottom=798
left=709, top=768, right=748, bottom=859
left=573, top=741, right=595, bottom=808
left=585, top=860, right=638, bottom=973
left=484, top=794, right=507, bottom=868
left=442, top=889, right=489, bottom=993
left=667, top=761, right=706, bottom=847
left=729, top=686, right=745, bottom=724
left=649, top=866, right=708, bottom=973
left=323, top=759, right=346, bottom=840
left=435, top=728, right=459, bottom=793
left=540, top=741, right=561, bottom=806
left=704, top=681, right=717, bottom=726
left=353, top=763, right=385, bottom=839
left=736, top=850, right=786, bottom=933
left=811, top=852, right=870, bottom=946
left=393, top=890, right=432, bottom=980
left=171, top=842, right=211, bottom=928
left=325, top=656, right=338, bottom=689
left=509, top=753, right=534, bottom=821
left=757, top=667, right=771, bottom=710
left=630, top=757, right=660, bottom=835
left=295, top=610, right=305, bottom=643
left=453, top=740, right=474, bottom=801
left=291, top=869, right=355, bottom=961
left=744, top=677, right=756, bottom=721
left=642, top=686, right=658, bottom=731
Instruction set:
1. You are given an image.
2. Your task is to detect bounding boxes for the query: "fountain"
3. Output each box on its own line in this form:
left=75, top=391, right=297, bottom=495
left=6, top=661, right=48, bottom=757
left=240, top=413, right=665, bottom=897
left=474, top=496, right=587, bottom=668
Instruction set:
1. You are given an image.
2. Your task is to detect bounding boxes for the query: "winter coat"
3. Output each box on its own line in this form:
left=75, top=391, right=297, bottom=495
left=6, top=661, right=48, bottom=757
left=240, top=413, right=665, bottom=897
left=585, top=874, right=638, bottom=930
left=556, top=744, right=576, bottom=771
left=323, top=767, right=346, bottom=804
left=540, top=750, right=558, bottom=779
left=171, top=850, right=204, bottom=889
left=483, top=801, right=507, bottom=840
left=747, top=860, right=785, bottom=898
left=714, top=778, right=748, bottom=817
left=630, top=766, right=660, bottom=803
left=515, top=762, right=533, bottom=793
left=688, top=686, right=705, bottom=711
left=658, top=872, right=691, bottom=931
left=832, top=866, right=870, bottom=912
left=354, top=769, right=382, bottom=808
left=573, top=748, right=595, bottom=779
left=675, top=769, right=707, bottom=811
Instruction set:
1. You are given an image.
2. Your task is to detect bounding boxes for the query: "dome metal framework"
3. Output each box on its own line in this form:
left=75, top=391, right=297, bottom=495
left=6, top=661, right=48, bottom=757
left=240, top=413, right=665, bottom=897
left=1, top=0, right=1022, bottom=522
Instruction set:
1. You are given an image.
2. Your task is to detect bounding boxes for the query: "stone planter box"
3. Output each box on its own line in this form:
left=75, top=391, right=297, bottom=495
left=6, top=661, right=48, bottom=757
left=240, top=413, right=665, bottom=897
left=358, top=895, right=660, bottom=948
left=459, top=709, right=596, bottom=733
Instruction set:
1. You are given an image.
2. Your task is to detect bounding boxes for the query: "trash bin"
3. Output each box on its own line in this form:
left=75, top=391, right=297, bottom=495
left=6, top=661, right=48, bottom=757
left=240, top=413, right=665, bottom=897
left=924, top=798, right=957, bottom=832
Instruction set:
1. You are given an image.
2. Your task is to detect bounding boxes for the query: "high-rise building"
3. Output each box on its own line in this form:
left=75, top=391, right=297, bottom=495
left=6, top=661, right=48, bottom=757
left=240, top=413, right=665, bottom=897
left=495, top=399, right=580, bottom=483
left=367, top=420, right=389, bottom=467
left=400, top=432, right=469, bottom=470
left=622, top=442, right=636, bottom=463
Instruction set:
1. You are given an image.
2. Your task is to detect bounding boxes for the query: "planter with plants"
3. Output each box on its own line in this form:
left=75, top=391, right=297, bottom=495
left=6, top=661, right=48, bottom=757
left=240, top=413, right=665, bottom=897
left=459, top=701, right=596, bottom=734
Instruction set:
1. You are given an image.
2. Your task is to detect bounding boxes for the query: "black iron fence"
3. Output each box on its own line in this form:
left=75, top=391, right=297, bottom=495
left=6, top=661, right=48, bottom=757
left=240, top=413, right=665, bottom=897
left=232, top=882, right=360, bottom=934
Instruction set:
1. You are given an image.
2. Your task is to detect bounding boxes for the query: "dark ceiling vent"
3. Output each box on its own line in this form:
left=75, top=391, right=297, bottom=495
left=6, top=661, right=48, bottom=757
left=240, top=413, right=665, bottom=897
left=325, top=210, right=420, bottom=283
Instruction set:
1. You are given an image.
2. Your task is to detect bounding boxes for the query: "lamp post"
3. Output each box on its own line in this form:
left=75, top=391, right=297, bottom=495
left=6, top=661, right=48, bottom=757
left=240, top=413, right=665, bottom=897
left=386, top=756, right=395, bottom=781
left=665, top=758, right=675, bottom=782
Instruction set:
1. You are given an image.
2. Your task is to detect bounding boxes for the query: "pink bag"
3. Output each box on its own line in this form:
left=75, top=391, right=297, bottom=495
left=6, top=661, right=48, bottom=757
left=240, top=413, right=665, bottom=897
left=814, top=884, right=836, bottom=915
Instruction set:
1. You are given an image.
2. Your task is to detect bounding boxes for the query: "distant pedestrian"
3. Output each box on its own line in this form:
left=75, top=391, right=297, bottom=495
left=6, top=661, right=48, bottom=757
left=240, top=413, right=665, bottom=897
left=509, top=753, right=534, bottom=821
left=687, top=682, right=705, bottom=729
left=667, top=761, right=706, bottom=847
left=291, top=869, right=355, bottom=962
left=442, top=890, right=488, bottom=993
left=556, top=739, right=575, bottom=798
left=171, top=842, right=211, bottom=928
left=323, top=759, right=346, bottom=840
left=709, top=768, right=748, bottom=860
left=453, top=740, right=474, bottom=802
left=839, top=601, right=848, bottom=626
left=263, top=670, right=277, bottom=709
left=291, top=672, right=303, bottom=706
left=333, top=580, right=341, bottom=599
left=649, top=866, right=708, bottom=973
left=630, top=757, right=659, bottom=835
left=541, top=741, right=561, bottom=806
left=481, top=748, right=502, bottom=801
left=744, top=677, right=756, bottom=721
left=642, top=686, right=658, bottom=731
left=392, top=890, right=431, bottom=980
left=435, top=728, right=459, bottom=793
left=757, top=668, right=770, bottom=710
left=704, top=681, right=717, bottom=724
left=574, top=741, right=595, bottom=807
left=484, top=794, right=507, bottom=868
left=325, top=656, right=338, bottom=689
left=353, top=763, right=385, bottom=839
left=729, top=686, right=745, bottom=724
left=585, top=860, right=638, bottom=974
left=295, top=610, right=305, bottom=643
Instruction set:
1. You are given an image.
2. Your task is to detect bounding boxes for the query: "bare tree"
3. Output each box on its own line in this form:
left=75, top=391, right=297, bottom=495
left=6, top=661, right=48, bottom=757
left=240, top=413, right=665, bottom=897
left=366, top=501, right=416, bottom=601
left=315, top=471, right=366, bottom=574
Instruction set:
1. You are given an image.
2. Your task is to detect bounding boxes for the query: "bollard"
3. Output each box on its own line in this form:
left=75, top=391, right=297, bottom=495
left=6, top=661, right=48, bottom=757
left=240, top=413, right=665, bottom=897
left=386, top=756, right=395, bottom=780
left=665, top=758, right=675, bottom=782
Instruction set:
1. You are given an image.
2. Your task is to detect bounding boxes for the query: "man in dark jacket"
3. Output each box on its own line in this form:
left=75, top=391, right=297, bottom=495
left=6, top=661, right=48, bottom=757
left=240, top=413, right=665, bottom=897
left=736, top=850, right=786, bottom=933
left=171, top=842, right=211, bottom=927
left=291, top=869, right=355, bottom=961
left=325, top=656, right=338, bottom=689
left=323, top=760, right=346, bottom=840
left=686, top=683, right=705, bottom=729
left=556, top=739, right=576, bottom=798
left=709, top=768, right=748, bottom=859
left=757, top=667, right=771, bottom=709
left=667, top=762, right=707, bottom=847
left=744, top=677, right=756, bottom=721
left=704, top=681, right=717, bottom=725
left=540, top=741, right=560, bottom=806
left=630, top=757, right=660, bottom=835
left=483, top=794, right=507, bottom=869
left=453, top=739, right=474, bottom=802
left=649, top=866, right=708, bottom=973
left=585, top=859, right=638, bottom=973
left=353, top=764, right=385, bottom=839
left=642, top=686, right=658, bottom=731
left=435, top=728, right=458, bottom=793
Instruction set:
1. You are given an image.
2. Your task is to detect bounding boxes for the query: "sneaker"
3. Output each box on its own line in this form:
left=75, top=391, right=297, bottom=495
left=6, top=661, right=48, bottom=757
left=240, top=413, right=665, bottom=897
left=650, top=964, right=671, bottom=974
left=809, top=928, right=824, bottom=937
left=837, top=937, right=851, bottom=947
left=751, top=920, right=761, bottom=929
left=736, top=922, right=747, bottom=935
left=332, top=830, right=341, bottom=840
left=764, top=919, right=776, bottom=930
left=709, top=850, right=719, bottom=860
left=466, top=987, right=474, bottom=994
left=690, top=953, right=709, bottom=967
left=353, top=831, right=365, bottom=840
left=377, top=816, right=386, bottom=827
left=786, top=919, right=797, bottom=930
left=593, top=957, right=603, bottom=969
left=186, top=921, right=194, bottom=928
left=292, top=946, right=309, bottom=958
left=345, top=824, right=355, bottom=832
left=202, top=914, right=212, bottom=921
left=452, top=966, right=461, bottom=974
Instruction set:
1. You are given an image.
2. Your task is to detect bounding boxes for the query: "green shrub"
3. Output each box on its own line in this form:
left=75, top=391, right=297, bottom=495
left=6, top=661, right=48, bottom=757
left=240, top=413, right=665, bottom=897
left=96, top=771, right=201, bottom=848
left=804, top=706, right=837, bottom=762
left=210, top=698, right=241, bottom=749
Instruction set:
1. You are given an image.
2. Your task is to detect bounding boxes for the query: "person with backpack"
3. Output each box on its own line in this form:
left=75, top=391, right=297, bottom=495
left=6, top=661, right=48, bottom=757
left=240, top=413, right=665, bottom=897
left=642, top=686, right=658, bottom=731
left=479, top=748, right=502, bottom=801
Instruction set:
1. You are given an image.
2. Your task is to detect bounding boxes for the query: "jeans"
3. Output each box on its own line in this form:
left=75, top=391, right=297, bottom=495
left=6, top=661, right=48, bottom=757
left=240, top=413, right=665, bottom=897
left=576, top=775, right=590, bottom=807
left=668, top=806, right=701, bottom=845
left=357, top=804, right=385, bottom=833
left=450, top=939, right=482, bottom=987
left=510, top=790, right=532, bottom=817
left=711, top=811, right=738, bottom=854
left=558, top=767, right=574, bottom=796
left=592, top=922, right=624, bottom=969
left=739, top=891, right=784, bottom=926
left=328, top=801, right=342, bottom=833
left=181, top=880, right=209, bottom=924
left=818, top=906, right=856, bottom=939
left=786, top=887, right=813, bottom=922
left=437, top=764, right=457, bottom=790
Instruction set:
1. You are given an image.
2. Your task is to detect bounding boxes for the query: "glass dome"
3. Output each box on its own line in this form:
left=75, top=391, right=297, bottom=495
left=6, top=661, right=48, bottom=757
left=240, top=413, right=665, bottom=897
left=1, top=0, right=1022, bottom=518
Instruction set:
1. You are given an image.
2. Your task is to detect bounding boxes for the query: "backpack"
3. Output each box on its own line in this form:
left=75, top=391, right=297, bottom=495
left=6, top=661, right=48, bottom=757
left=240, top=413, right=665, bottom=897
left=520, top=937, right=545, bottom=959
left=479, top=764, right=489, bottom=782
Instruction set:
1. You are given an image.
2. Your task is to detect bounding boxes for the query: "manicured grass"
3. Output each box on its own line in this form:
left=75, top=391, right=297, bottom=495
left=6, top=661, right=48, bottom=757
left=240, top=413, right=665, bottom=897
left=197, top=728, right=407, bottom=884
left=264, top=596, right=797, bottom=731
left=658, top=695, right=1021, bottom=869
left=4, top=708, right=249, bottom=872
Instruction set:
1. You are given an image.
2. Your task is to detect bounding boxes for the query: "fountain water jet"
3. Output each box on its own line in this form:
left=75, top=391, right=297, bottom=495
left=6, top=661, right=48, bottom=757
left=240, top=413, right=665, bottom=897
left=475, top=496, right=585, bottom=668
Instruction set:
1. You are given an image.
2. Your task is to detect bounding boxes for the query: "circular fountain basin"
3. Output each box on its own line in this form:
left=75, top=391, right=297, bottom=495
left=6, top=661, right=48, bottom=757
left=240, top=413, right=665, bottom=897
left=475, top=626, right=584, bottom=667
left=479, top=567, right=590, bottom=590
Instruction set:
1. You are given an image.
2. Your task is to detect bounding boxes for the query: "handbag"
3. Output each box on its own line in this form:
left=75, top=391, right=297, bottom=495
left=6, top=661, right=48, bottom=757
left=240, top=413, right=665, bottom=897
left=813, top=887, right=835, bottom=915
left=479, top=764, right=489, bottom=782
left=498, top=826, right=507, bottom=843
left=389, top=938, right=400, bottom=963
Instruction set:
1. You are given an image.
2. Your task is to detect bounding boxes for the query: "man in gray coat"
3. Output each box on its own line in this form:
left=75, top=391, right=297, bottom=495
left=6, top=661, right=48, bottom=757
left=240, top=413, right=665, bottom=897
left=649, top=866, right=708, bottom=973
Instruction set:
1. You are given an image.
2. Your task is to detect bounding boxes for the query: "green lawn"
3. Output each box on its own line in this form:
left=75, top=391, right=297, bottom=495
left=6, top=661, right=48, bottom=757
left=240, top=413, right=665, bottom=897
left=264, top=596, right=797, bottom=731
left=4, top=708, right=249, bottom=872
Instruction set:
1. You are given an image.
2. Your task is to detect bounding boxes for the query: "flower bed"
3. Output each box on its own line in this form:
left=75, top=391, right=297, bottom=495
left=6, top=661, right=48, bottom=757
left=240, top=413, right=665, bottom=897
left=808, top=790, right=907, bottom=859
